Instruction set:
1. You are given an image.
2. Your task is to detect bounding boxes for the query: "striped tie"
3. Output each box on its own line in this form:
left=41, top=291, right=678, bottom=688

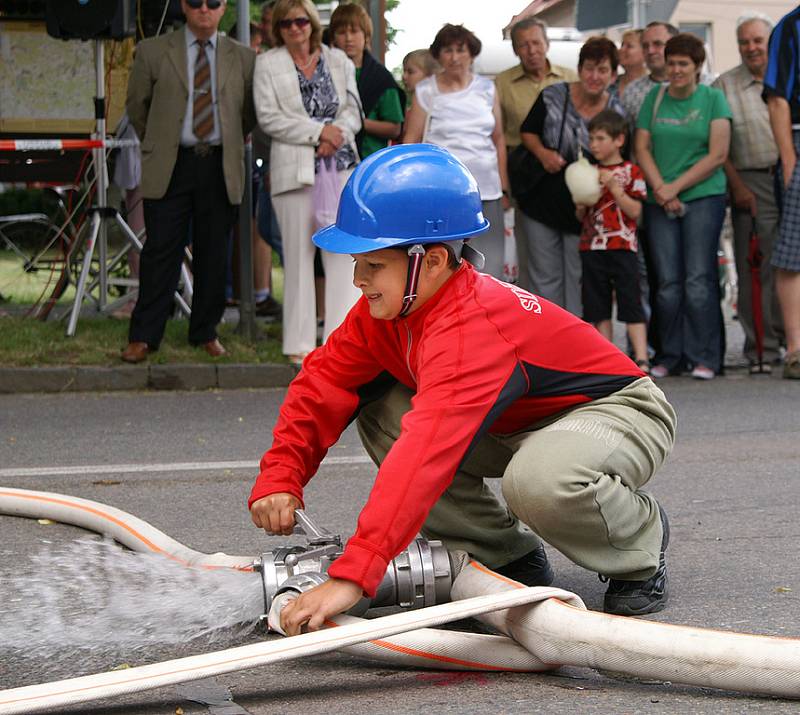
left=192, top=40, right=214, bottom=141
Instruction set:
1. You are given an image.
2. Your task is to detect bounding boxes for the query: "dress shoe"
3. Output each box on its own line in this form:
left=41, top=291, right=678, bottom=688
left=200, top=338, right=227, bottom=358
left=121, top=341, right=149, bottom=364
left=255, top=294, right=282, bottom=320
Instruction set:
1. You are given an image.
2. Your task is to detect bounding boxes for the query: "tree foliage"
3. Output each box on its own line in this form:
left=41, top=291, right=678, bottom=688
left=221, top=0, right=401, bottom=51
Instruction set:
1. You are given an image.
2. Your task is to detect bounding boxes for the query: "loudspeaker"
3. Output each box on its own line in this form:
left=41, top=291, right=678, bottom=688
left=45, top=0, right=135, bottom=40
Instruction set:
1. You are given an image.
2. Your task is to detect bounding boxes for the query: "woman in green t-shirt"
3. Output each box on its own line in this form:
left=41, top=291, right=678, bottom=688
left=635, top=33, right=732, bottom=381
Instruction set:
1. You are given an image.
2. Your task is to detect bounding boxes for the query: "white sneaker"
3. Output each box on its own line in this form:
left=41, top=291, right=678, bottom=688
left=650, top=364, right=669, bottom=379
left=691, top=365, right=715, bottom=380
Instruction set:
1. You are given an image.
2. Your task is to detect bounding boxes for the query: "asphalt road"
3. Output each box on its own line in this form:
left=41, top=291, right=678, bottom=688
left=1, top=375, right=798, bottom=714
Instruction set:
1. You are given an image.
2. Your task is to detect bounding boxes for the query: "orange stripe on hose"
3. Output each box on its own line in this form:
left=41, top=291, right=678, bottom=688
left=0, top=491, right=252, bottom=572
left=468, top=560, right=525, bottom=588
left=321, top=620, right=540, bottom=672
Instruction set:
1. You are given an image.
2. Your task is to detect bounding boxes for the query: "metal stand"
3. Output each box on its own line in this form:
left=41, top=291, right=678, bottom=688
left=65, top=40, right=191, bottom=336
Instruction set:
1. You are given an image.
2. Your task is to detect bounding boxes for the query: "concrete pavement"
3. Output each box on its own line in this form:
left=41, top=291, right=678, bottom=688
left=0, top=375, right=798, bottom=713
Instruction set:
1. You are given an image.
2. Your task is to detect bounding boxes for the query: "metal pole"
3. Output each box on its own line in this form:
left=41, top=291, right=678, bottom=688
left=95, top=38, right=109, bottom=310
left=236, top=1, right=256, bottom=340
left=630, top=0, right=642, bottom=28
left=369, top=0, right=386, bottom=62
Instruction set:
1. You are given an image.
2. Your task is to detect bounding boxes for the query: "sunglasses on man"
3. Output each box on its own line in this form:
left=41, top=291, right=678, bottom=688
left=277, top=17, right=311, bottom=30
left=186, top=0, right=223, bottom=10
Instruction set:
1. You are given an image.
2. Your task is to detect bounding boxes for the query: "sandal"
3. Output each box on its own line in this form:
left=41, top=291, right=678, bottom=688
left=635, top=359, right=651, bottom=375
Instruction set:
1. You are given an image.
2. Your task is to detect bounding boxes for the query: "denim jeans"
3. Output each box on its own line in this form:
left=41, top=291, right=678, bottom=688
left=644, top=195, right=726, bottom=373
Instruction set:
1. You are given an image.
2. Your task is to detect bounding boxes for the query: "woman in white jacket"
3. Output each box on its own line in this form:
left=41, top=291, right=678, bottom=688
left=254, top=0, right=362, bottom=364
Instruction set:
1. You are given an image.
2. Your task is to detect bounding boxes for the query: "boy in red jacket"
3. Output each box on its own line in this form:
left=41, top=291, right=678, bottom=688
left=249, top=145, right=676, bottom=635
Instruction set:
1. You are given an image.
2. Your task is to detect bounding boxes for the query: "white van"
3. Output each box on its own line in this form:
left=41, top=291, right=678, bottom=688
left=473, top=27, right=585, bottom=79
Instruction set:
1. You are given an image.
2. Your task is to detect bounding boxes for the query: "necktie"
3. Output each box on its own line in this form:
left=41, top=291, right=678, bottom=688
left=192, top=40, right=214, bottom=141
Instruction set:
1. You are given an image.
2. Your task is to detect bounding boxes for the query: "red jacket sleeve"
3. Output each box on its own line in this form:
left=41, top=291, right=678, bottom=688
left=328, top=306, right=524, bottom=596
left=248, top=304, right=384, bottom=509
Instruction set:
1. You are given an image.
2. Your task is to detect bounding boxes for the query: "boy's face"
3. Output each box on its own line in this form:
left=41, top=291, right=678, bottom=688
left=333, top=24, right=366, bottom=63
left=352, top=249, right=409, bottom=320
left=588, top=128, right=624, bottom=163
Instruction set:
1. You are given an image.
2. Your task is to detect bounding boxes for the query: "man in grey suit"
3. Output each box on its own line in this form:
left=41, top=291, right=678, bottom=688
left=122, top=0, right=256, bottom=363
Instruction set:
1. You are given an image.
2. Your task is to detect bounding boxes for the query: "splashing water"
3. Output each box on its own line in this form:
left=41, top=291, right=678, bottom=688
left=0, top=538, right=265, bottom=685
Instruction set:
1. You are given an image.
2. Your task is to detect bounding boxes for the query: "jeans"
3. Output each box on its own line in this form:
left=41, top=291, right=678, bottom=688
left=644, top=194, right=726, bottom=373
left=257, top=178, right=284, bottom=266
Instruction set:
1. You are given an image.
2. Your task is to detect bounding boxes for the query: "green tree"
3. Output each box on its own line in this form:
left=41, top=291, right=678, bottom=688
left=221, top=0, right=400, bottom=51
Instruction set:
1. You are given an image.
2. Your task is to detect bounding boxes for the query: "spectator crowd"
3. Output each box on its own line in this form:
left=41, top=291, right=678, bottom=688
left=119, top=0, right=800, bottom=381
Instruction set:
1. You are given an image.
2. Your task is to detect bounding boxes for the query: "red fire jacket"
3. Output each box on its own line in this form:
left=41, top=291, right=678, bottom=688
left=249, top=263, right=644, bottom=596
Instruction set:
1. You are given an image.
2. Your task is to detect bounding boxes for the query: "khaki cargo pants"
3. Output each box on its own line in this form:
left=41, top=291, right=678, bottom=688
left=357, top=376, right=676, bottom=581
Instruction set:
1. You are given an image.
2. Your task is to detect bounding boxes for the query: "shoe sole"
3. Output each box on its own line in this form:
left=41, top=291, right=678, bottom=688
left=603, top=502, right=669, bottom=616
left=604, top=593, right=669, bottom=617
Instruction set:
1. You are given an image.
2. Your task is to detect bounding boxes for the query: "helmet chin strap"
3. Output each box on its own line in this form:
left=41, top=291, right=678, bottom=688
left=399, top=244, right=426, bottom=317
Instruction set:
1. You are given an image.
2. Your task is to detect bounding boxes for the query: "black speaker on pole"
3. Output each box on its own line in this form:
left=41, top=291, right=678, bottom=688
left=45, top=0, right=135, bottom=40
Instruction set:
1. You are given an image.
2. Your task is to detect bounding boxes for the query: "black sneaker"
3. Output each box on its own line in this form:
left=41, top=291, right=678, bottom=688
left=255, top=295, right=282, bottom=320
left=602, top=503, right=669, bottom=616
left=494, top=544, right=555, bottom=586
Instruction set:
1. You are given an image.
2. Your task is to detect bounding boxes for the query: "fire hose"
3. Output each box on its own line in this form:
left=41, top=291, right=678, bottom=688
left=1, top=486, right=800, bottom=714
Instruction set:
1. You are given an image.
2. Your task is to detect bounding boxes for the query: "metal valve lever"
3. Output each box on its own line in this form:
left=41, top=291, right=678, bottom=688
left=256, top=509, right=453, bottom=618
left=292, top=509, right=342, bottom=547
left=286, top=510, right=342, bottom=566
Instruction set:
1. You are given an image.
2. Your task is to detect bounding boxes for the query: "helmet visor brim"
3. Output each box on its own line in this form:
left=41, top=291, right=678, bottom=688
left=312, top=219, right=490, bottom=255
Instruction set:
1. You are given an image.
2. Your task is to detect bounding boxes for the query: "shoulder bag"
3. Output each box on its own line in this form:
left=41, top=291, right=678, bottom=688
left=508, top=88, right=570, bottom=205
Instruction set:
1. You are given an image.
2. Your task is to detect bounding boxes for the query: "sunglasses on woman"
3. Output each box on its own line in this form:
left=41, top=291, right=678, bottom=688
left=185, top=0, right=223, bottom=9
left=277, top=17, right=311, bottom=30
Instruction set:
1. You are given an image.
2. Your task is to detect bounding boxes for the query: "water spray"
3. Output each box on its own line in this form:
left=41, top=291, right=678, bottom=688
left=2, top=486, right=800, bottom=715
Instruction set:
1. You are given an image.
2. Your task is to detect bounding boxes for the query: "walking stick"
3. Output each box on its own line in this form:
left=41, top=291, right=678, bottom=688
left=746, top=215, right=767, bottom=372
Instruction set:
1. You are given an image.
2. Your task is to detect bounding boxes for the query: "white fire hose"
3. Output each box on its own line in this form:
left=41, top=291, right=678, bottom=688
left=1, top=486, right=800, bottom=714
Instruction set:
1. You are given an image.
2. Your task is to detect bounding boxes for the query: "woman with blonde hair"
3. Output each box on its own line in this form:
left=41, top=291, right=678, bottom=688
left=254, top=0, right=362, bottom=365
left=612, top=29, right=646, bottom=99
left=402, top=49, right=438, bottom=104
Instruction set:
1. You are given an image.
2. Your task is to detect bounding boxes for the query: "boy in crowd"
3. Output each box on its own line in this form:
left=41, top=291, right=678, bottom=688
left=576, top=110, right=650, bottom=371
left=249, top=145, right=675, bottom=635
left=329, top=3, right=405, bottom=158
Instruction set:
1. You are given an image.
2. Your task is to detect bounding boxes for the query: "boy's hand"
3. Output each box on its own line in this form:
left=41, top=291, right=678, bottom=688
left=280, top=578, right=364, bottom=635
left=598, top=169, right=616, bottom=188
left=250, top=492, right=302, bottom=535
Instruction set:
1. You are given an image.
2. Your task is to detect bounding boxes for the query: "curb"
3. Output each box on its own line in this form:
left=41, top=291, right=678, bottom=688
left=0, top=363, right=297, bottom=395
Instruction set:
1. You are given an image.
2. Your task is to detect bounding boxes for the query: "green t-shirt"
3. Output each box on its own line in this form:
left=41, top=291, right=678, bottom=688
left=636, top=83, right=732, bottom=203
left=356, top=67, right=405, bottom=157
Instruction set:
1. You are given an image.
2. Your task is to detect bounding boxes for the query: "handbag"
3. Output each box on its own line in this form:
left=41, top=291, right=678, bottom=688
left=509, top=89, right=570, bottom=204
left=312, top=157, right=342, bottom=229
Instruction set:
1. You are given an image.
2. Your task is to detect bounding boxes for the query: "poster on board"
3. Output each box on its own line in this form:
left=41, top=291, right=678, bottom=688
left=0, top=21, right=130, bottom=134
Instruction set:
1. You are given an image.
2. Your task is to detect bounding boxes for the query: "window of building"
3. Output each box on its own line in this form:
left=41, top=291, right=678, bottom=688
left=679, top=22, right=711, bottom=44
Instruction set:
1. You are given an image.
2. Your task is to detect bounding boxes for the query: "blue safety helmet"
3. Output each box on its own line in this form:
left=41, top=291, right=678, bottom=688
left=312, top=144, right=490, bottom=254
